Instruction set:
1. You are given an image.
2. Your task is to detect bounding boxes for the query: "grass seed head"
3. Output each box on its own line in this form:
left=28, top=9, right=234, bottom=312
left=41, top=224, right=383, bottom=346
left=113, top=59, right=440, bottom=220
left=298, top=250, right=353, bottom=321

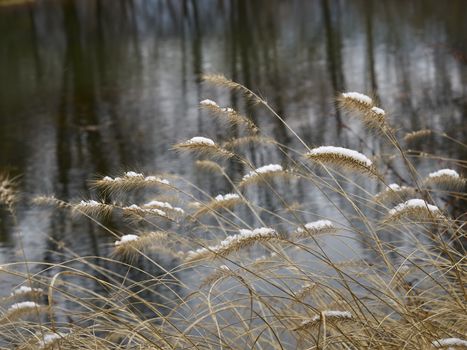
left=73, top=200, right=113, bottom=217
left=294, top=220, right=338, bottom=238
left=423, top=169, right=466, bottom=191
left=3, top=301, right=43, bottom=320
left=186, top=227, right=281, bottom=262
left=338, top=91, right=374, bottom=113
left=174, top=137, right=235, bottom=159
left=305, top=146, right=377, bottom=176
left=200, top=100, right=258, bottom=132
left=404, top=129, right=433, bottom=143
left=240, top=164, right=288, bottom=186
left=193, top=193, right=243, bottom=218
left=385, top=199, right=441, bottom=222
left=113, top=231, right=168, bottom=260
left=295, top=310, right=353, bottom=331
left=92, top=172, right=170, bottom=194
left=374, top=183, right=417, bottom=204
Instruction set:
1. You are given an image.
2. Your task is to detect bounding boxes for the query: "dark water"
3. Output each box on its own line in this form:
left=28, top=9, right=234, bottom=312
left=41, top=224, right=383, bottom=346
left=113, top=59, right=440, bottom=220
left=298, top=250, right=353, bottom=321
left=0, top=0, right=466, bottom=291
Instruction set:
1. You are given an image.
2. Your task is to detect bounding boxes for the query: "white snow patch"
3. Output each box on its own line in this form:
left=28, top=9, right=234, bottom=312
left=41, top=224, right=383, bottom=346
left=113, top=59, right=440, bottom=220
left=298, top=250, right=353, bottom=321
left=200, top=99, right=219, bottom=107
left=243, top=164, right=283, bottom=181
left=307, top=146, right=373, bottom=167
left=342, top=92, right=373, bottom=105
left=371, top=106, right=385, bottom=115
left=38, top=332, right=69, bottom=349
left=182, top=137, right=216, bottom=146
left=8, top=301, right=40, bottom=312
left=428, top=169, right=460, bottom=178
left=214, top=193, right=240, bottom=202
left=297, top=220, right=335, bottom=233
left=11, top=286, right=43, bottom=296
left=187, top=227, right=278, bottom=260
left=115, top=234, right=139, bottom=246
left=432, top=338, right=467, bottom=348
left=389, top=199, right=440, bottom=216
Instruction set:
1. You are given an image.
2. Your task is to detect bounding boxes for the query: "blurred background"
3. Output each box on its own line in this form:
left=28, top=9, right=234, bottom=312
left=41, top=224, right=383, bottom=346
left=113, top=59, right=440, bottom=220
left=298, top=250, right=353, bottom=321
left=0, top=0, right=466, bottom=291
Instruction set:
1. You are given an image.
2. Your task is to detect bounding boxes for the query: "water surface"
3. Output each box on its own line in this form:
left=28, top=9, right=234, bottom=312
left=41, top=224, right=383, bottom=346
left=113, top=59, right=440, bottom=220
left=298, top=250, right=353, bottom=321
left=0, top=0, right=466, bottom=291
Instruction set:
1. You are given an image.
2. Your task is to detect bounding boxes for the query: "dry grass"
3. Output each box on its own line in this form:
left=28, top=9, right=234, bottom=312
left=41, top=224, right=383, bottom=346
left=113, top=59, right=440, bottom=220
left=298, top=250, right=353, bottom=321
left=0, top=77, right=466, bottom=350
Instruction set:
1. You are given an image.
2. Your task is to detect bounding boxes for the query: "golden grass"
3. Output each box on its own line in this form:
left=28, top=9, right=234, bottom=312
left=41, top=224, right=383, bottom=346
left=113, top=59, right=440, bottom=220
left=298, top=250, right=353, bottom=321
left=0, top=79, right=466, bottom=350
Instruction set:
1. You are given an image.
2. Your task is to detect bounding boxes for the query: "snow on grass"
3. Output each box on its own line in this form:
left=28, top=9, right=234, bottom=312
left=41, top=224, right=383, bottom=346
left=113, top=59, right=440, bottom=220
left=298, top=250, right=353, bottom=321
left=242, top=164, right=283, bottom=181
left=11, top=286, right=43, bottom=296
left=123, top=204, right=167, bottom=217
left=215, top=193, right=240, bottom=202
left=432, top=338, right=467, bottom=348
left=187, top=227, right=279, bottom=260
left=143, top=200, right=184, bottom=214
left=342, top=92, right=373, bottom=105
left=388, top=199, right=439, bottom=216
left=180, top=137, right=216, bottom=147
left=77, top=200, right=101, bottom=207
left=296, top=220, right=336, bottom=235
left=115, top=234, right=139, bottom=246
left=38, top=332, right=69, bottom=349
left=8, top=301, right=40, bottom=312
left=371, top=106, right=385, bottom=116
left=428, top=169, right=460, bottom=178
left=100, top=174, right=169, bottom=185
left=200, top=99, right=219, bottom=107
left=315, top=310, right=352, bottom=321
left=306, top=146, right=373, bottom=167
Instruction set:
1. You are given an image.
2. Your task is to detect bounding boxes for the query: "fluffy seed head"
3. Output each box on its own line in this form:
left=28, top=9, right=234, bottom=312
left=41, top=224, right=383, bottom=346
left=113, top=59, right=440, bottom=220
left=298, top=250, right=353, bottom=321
left=73, top=200, right=113, bottom=217
left=337, top=92, right=391, bottom=131
left=115, top=234, right=139, bottom=246
left=371, top=106, right=385, bottom=116
left=305, top=146, right=376, bottom=176
left=181, top=137, right=215, bottom=146
left=240, top=164, right=285, bottom=186
left=192, top=193, right=243, bottom=218
left=122, top=205, right=169, bottom=220
left=113, top=232, right=169, bottom=260
left=200, top=99, right=219, bottom=107
left=143, top=200, right=184, bottom=215
left=295, top=310, right=353, bottom=331
left=404, top=129, right=432, bottom=143
left=174, top=137, right=234, bottom=159
left=338, top=92, right=374, bottom=115
left=93, top=173, right=170, bottom=193
left=200, top=100, right=258, bottom=132
left=374, top=183, right=416, bottom=204
left=4, top=301, right=42, bottom=319
left=202, top=74, right=263, bottom=104
left=363, top=106, right=390, bottom=131
left=423, top=169, right=465, bottom=190
left=186, top=227, right=281, bottom=261
left=341, top=92, right=373, bottom=106
left=294, top=220, right=338, bottom=238
left=386, top=199, right=441, bottom=222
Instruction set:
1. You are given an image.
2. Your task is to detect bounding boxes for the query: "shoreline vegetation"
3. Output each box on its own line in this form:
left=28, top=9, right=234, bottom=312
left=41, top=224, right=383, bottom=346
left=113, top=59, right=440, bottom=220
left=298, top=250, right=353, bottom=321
left=0, top=75, right=466, bottom=349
